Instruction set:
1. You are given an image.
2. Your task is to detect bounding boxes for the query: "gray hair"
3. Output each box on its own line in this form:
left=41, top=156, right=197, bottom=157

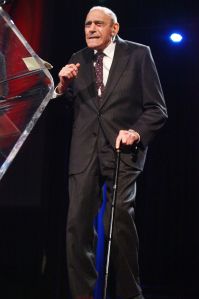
left=89, top=6, right=118, bottom=24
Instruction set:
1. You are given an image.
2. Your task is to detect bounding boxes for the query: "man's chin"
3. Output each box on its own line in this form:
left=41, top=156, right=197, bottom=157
left=86, top=40, right=101, bottom=50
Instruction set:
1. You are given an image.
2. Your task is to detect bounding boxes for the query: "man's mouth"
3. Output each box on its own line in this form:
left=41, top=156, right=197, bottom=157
left=88, top=36, right=100, bottom=39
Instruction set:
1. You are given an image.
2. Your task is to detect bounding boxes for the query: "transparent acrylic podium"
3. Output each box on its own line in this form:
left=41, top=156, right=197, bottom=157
left=0, top=6, right=54, bottom=180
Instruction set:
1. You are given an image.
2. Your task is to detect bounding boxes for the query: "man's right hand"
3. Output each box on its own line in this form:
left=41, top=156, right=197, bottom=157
left=56, top=63, right=80, bottom=94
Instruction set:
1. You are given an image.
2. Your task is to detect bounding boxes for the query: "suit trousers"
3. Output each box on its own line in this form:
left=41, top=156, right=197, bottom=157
left=66, top=131, right=142, bottom=299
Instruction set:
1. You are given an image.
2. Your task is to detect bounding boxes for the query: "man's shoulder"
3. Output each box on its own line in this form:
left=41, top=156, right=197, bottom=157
left=72, top=46, right=92, bottom=58
left=117, top=36, right=150, bottom=52
left=68, top=46, right=92, bottom=64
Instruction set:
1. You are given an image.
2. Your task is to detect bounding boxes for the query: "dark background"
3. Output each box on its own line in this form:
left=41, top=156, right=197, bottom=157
left=0, top=0, right=199, bottom=298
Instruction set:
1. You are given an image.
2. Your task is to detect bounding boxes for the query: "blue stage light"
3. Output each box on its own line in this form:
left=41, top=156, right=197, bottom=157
left=170, top=33, right=183, bottom=43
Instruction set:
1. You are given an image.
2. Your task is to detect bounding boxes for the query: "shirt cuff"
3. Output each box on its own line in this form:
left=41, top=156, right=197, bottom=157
left=52, top=86, right=64, bottom=98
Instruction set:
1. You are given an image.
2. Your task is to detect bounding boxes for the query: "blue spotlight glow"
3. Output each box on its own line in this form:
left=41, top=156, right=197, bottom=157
left=170, top=33, right=183, bottom=43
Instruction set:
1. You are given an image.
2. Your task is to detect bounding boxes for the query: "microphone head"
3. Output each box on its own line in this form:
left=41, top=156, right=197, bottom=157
left=40, top=58, right=53, bottom=70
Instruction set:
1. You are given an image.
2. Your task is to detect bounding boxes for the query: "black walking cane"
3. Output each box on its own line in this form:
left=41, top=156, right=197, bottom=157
left=103, top=148, right=121, bottom=299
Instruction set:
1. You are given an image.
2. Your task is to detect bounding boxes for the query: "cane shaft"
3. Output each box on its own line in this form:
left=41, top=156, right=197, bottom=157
left=103, top=149, right=121, bottom=299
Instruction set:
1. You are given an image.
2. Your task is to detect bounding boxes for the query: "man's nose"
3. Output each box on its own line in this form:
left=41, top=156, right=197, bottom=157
left=89, top=22, right=97, bottom=31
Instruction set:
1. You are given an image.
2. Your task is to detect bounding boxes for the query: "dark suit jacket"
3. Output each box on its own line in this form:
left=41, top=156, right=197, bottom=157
left=66, top=37, right=167, bottom=174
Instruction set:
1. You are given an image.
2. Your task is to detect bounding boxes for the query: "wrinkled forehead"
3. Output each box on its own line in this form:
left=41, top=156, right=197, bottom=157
left=85, top=9, right=113, bottom=24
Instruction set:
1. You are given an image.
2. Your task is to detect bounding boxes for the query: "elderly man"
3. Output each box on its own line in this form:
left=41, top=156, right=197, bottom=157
left=56, top=6, right=167, bottom=299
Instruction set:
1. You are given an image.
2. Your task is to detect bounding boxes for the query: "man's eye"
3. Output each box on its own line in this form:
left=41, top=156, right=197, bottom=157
left=96, top=22, right=104, bottom=26
left=84, top=21, right=105, bottom=27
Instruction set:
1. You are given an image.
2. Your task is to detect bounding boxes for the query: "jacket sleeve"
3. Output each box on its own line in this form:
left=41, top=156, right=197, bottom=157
left=132, top=46, right=168, bottom=148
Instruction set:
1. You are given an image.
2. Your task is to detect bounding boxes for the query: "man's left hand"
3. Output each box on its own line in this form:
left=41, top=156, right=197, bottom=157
left=115, top=129, right=140, bottom=149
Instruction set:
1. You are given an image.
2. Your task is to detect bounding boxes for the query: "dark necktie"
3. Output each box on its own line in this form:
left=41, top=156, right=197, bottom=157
left=94, top=52, right=105, bottom=98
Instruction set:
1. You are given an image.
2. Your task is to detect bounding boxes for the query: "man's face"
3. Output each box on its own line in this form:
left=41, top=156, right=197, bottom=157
left=85, top=9, right=119, bottom=51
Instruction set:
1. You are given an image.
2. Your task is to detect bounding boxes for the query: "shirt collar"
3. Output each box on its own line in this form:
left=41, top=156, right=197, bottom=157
left=94, top=40, right=116, bottom=59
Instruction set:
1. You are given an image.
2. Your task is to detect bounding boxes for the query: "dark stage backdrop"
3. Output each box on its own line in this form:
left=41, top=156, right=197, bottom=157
left=0, top=1, right=199, bottom=299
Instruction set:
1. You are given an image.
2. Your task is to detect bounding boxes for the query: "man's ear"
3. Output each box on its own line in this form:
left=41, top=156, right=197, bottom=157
left=112, top=22, right=120, bottom=36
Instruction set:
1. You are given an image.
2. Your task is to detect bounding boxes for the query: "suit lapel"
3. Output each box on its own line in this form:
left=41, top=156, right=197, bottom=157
left=81, top=48, right=99, bottom=110
left=100, top=37, right=130, bottom=109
